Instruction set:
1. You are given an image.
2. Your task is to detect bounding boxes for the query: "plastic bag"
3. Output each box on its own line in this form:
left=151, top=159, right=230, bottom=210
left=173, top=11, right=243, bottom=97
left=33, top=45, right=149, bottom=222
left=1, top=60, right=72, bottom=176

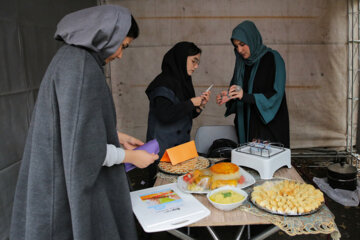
left=207, top=138, right=238, bottom=158
left=183, top=169, right=212, bottom=191
left=313, top=177, right=360, bottom=207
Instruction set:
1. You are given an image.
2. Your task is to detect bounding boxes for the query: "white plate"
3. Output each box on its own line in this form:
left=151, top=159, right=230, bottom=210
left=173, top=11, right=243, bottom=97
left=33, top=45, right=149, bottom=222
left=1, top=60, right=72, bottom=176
left=177, top=167, right=256, bottom=194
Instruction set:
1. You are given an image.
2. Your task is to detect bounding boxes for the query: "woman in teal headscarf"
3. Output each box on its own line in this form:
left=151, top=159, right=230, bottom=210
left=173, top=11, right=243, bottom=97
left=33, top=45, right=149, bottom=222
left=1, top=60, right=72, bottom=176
left=216, top=20, right=289, bottom=148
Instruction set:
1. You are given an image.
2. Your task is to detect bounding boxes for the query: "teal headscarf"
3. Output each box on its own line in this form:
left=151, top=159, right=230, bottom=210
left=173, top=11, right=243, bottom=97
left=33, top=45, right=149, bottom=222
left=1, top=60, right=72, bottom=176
left=225, top=21, right=286, bottom=143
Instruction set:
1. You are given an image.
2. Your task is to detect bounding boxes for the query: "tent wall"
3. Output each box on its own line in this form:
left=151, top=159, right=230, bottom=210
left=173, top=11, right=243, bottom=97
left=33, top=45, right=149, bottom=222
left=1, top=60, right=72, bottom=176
left=0, top=1, right=97, bottom=239
left=107, top=0, right=350, bottom=149
left=0, top=0, right=352, bottom=239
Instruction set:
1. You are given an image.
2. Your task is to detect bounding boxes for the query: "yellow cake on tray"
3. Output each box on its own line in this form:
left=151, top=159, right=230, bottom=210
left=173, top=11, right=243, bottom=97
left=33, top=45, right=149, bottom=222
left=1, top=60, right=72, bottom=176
left=210, top=162, right=241, bottom=189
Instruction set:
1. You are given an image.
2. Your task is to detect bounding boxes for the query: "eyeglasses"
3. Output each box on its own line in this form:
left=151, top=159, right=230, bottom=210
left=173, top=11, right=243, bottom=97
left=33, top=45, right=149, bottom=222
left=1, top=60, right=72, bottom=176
left=192, top=59, right=200, bottom=66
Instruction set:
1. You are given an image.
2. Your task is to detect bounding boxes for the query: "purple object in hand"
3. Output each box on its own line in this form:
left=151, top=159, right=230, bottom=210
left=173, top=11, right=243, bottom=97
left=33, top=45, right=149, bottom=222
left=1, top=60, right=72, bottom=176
left=125, top=139, right=160, bottom=172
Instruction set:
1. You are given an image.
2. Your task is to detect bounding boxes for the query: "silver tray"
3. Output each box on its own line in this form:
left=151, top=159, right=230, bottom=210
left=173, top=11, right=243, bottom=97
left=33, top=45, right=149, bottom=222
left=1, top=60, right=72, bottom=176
left=249, top=179, right=325, bottom=216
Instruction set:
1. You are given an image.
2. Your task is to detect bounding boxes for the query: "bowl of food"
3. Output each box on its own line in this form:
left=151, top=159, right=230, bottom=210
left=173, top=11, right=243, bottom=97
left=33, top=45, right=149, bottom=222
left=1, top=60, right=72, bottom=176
left=207, top=186, right=248, bottom=211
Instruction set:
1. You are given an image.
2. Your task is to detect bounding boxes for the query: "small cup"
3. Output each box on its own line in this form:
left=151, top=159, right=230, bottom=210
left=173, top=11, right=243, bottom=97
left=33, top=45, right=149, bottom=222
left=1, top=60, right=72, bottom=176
left=227, top=85, right=242, bottom=98
left=235, top=85, right=242, bottom=92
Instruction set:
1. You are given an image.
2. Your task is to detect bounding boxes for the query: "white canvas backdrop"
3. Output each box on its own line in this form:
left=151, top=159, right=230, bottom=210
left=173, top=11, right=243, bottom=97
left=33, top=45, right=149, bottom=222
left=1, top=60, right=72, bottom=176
left=106, top=0, right=350, bottom=149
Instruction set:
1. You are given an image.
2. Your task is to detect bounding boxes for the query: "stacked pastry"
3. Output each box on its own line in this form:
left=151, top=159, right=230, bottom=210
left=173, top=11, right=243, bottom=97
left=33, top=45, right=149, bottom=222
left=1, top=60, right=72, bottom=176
left=251, top=180, right=324, bottom=215
left=184, top=162, right=245, bottom=191
left=210, top=162, right=241, bottom=190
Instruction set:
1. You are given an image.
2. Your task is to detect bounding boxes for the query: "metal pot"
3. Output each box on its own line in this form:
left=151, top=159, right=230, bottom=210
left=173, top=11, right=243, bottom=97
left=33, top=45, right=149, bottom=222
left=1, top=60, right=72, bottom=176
left=327, top=162, right=358, bottom=191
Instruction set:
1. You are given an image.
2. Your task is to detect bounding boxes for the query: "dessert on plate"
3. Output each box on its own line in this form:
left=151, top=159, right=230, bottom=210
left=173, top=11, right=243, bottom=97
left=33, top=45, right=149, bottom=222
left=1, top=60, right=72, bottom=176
left=183, top=162, right=245, bottom=191
left=251, top=180, right=324, bottom=215
left=210, top=162, right=242, bottom=189
left=158, top=156, right=210, bottom=175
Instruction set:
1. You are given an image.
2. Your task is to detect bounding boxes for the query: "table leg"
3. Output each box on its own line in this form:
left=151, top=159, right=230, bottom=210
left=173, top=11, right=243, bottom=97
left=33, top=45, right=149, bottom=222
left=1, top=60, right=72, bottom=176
left=206, top=226, right=221, bottom=240
left=167, top=229, right=195, bottom=240
left=249, top=226, right=279, bottom=240
left=235, top=225, right=246, bottom=240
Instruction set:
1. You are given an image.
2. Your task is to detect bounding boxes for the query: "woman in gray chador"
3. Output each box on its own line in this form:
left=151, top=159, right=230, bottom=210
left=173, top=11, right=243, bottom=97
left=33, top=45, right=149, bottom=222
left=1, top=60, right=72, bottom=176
left=10, top=5, right=157, bottom=240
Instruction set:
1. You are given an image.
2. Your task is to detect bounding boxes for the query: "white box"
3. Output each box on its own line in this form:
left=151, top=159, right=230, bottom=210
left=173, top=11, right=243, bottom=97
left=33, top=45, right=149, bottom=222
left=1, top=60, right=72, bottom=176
left=231, top=145, right=292, bottom=179
left=130, top=183, right=210, bottom=232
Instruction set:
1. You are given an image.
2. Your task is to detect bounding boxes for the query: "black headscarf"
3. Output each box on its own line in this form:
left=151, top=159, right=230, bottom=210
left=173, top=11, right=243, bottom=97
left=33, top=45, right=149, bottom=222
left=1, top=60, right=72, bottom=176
left=146, top=42, right=199, bottom=101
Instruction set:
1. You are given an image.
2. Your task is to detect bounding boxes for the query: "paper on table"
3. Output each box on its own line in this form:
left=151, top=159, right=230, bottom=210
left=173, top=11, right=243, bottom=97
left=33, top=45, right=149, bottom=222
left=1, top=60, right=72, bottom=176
left=125, top=139, right=160, bottom=172
left=160, top=140, right=198, bottom=165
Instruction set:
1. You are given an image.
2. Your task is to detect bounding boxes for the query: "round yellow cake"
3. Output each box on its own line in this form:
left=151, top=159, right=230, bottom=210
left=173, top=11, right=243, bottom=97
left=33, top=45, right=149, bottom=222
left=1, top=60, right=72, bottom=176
left=210, top=162, right=241, bottom=182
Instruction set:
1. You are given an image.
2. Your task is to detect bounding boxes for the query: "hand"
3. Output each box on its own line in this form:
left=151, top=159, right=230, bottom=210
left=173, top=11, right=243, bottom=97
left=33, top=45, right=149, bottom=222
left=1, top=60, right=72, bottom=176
left=216, top=91, right=230, bottom=105
left=117, top=132, right=144, bottom=150
left=200, top=91, right=211, bottom=106
left=124, top=150, right=159, bottom=168
left=190, top=96, right=203, bottom=107
left=228, top=85, right=243, bottom=100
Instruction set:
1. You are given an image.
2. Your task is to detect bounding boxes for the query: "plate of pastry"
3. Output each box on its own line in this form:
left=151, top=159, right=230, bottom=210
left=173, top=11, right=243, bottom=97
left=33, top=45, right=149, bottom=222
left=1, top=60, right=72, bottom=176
left=177, top=162, right=256, bottom=194
left=250, top=179, right=325, bottom=216
left=158, top=156, right=211, bottom=175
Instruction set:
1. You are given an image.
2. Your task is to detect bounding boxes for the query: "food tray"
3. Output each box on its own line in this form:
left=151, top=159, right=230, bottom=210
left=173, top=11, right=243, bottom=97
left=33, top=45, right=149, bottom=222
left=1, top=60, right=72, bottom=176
left=158, top=156, right=211, bottom=176
left=249, top=179, right=325, bottom=216
left=177, top=167, right=256, bottom=194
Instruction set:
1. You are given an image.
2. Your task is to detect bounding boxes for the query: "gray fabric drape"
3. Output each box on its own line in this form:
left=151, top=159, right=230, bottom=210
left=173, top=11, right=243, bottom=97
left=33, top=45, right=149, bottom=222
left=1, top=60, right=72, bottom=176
left=0, top=1, right=96, bottom=239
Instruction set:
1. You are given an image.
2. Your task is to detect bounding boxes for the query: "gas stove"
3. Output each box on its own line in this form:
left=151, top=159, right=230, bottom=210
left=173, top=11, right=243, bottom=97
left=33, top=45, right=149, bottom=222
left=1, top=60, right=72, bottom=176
left=231, top=142, right=291, bottom=179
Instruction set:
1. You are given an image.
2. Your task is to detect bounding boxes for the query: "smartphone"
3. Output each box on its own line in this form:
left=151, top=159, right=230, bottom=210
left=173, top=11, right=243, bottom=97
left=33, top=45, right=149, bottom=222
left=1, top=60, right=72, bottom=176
left=205, top=84, right=214, bottom=92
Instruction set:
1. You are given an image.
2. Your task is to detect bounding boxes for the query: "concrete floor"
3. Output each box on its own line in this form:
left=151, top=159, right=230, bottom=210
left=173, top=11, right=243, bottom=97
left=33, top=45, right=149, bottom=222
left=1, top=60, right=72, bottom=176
left=129, top=151, right=360, bottom=240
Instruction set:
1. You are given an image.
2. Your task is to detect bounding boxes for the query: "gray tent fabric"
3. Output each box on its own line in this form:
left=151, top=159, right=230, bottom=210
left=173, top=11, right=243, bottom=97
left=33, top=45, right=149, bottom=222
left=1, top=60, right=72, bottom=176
left=10, top=5, right=137, bottom=240
left=54, top=5, right=131, bottom=61
left=0, top=1, right=96, bottom=239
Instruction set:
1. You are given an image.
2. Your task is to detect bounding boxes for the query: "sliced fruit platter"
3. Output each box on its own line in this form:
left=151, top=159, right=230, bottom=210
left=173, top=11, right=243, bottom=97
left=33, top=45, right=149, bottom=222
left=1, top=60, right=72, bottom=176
left=177, top=162, right=256, bottom=194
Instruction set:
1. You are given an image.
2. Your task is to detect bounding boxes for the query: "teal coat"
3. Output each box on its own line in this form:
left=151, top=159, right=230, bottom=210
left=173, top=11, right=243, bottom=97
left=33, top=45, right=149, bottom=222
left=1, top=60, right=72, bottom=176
left=225, top=21, right=289, bottom=147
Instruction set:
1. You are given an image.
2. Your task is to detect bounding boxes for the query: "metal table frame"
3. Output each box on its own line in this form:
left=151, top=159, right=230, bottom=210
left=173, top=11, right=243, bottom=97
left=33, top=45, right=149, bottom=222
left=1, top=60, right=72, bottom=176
left=168, top=225, right=279, bottom=240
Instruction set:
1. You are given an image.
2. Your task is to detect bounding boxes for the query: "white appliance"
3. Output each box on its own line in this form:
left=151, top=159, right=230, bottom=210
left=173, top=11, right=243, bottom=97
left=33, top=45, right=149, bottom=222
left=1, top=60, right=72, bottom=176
left=231, top=143, right=291, bottom=179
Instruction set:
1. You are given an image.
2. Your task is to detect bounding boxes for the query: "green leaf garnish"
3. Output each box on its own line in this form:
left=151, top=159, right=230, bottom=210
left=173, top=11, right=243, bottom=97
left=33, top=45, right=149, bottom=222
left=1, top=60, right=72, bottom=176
left=222, top=192, right=232, bottom=198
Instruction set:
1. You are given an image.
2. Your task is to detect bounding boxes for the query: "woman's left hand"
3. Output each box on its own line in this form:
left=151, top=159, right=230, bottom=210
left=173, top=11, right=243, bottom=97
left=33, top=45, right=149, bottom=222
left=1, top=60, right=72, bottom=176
left=228, top=85, right=243, bottom=100
left=117, top=131, right=144, bottom=150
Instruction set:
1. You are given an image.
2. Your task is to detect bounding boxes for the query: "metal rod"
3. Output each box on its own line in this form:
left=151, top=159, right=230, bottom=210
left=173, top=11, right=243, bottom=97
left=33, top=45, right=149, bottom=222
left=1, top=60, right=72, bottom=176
left=346, top=0, right=351, bottom=153
left=249, top=226, right=280, bottom=240
left=235, top=225, right=246, bottom=240
left=356, top=0, right=360, bottom=167
left=167, top=229, right=195, bottom=240
left=206, top=226, right=220, bottom=240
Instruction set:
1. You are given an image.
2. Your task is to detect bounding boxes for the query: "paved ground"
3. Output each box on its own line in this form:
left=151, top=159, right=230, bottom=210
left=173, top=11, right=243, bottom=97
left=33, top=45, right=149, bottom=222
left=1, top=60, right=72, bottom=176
left=128, top=151, right=360, bottom=240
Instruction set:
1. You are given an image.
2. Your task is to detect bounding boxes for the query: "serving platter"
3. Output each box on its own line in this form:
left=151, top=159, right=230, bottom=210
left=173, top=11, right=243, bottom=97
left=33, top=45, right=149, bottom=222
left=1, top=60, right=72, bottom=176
left=249, top=179, right=325, bottom=216
left=158, top=156, right=211, bottom=175
left=177, top=167, right=256, bottom=194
